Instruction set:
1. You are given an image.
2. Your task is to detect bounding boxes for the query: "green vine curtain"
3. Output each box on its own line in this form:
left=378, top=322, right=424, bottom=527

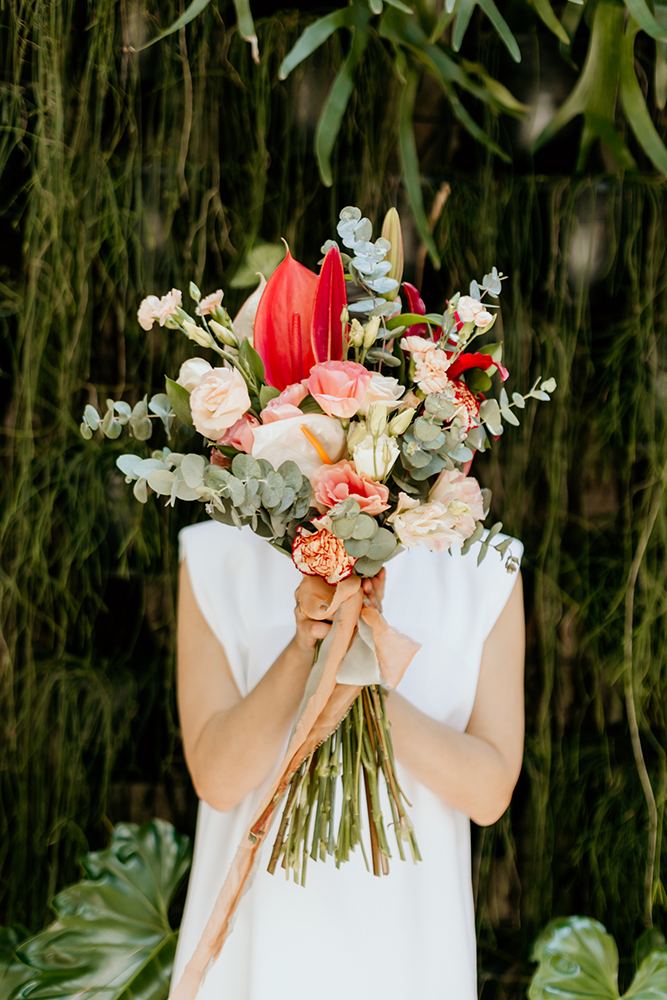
left=1, top=2, right=667, bottom=996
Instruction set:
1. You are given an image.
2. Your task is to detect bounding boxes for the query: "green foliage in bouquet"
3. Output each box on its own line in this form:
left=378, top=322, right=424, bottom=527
left=0, top=821, right=191, bottom=1000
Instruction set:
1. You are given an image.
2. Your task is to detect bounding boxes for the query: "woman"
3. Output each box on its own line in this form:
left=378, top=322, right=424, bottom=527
left=171, top=517, right=525, bottom=999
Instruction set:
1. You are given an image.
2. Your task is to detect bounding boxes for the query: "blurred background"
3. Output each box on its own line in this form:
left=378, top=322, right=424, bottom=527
left=2, top=0, right=667, bottom=995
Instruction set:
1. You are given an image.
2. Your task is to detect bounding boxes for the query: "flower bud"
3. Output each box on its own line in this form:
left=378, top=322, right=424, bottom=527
left=363, top=316, right=381, bottom=349
left=189, top=281, right=201, bottom=301
left=368, top=401, right=388, bottom=438
left=348, top=318, right=365, bottom=348
left=380, top=207, right=404, bottom=302
left=209, top=319, right=239, bottom=348
left=387, top=407, right=415, bottom=436
left=347, top=420, right=368, bottom=454
left=183, top=320, right=214, bottom=349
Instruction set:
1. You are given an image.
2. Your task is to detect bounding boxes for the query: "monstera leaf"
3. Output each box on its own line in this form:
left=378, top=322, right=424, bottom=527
left=0, top=820, right=192, bottom=1000
left=529, top=916, right=667, bottom=999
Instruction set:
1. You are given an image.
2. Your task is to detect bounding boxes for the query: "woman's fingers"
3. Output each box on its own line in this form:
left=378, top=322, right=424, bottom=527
left=293, top=594, right=332, bottom=652
left=361, top=567, right=386, bottom=611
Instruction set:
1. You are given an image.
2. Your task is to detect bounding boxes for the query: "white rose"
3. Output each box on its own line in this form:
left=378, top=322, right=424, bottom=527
left=190, top=367, right=251, bottom=439
left=351, top=432, right=399, bottom=481
left=357, top=373, right=405, bottom=416
left=177, top=357, right=212, bottom=392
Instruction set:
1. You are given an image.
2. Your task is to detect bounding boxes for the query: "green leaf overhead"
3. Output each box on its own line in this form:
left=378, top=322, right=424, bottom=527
left=279, top=6, right=357, bottom=79
left=0, top=820, right=192, bottom=1000
left=133, top=0, right=213, bottom=51
left=398, top=69, right=441, bottom=268
left=619, top=20, right=667, bottom=173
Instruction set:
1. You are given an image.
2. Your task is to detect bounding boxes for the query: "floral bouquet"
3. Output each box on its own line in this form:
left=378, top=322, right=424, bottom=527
left=81, top=206, right=554, bottom=995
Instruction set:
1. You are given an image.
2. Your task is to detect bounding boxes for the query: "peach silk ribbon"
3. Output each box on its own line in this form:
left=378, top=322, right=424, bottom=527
left=171, top=574, right=420, bottom=1000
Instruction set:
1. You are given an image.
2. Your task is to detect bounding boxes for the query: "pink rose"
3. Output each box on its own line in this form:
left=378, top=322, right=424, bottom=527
left=414, top=350, right=452, bottom=394
left=307, top=361, right=372, bottom=419
left=260, top=381, right=308, bottom=424
left=137, top=295, right=160, bottom=331
left=217, top=413, right=260, bottom=453
left=429, top=469, right=485, bottom=526
left=190, top=367, right=251, bottom=439
left=292, top=527, right=357, bottom=585
left=312, top=460, right=390, bottom=515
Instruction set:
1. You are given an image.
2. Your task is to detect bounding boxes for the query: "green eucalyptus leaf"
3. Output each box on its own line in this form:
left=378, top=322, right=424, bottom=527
left=365, top=347, right=402, bottom=367
left=80, top=421, right=93, bottom=440
left=409, top=455, right=447, bottom=480
left=232, top=453, right=262, bottom=480
left=116, top=454, right=143, bottom=479
left=528, top=916, right=621, bottom=1000
left=277, top=486, right=296, bottom=514
left=461, top=522, right=485, bottom=554
left=278, top=461, right=303, bottom=491
left=131, top=398, right=153, bottom=441
left=181, top=453, right=206, bottom=488
left=133, top=478, right=149, bottom=504
left=225, top=477, right=247, bottom=507
left=84, top=404, right=100, bottom=430
left=352, top=513, right=378, bottom=539
left=367, top=527, right=397, bottom=561
left=102, top=408, right=122, bottom=439
left=165, top=377, right=194, bottom=429
left=0, top=820, right=191, bottom=1000
left=206, top=466, right=232, bottom=490
left=114, top=400, right=132, bottom=423
left=414, top=417, right=442, bottom=442
left=261, top=471, right=285, bottom=508
left=344, top=536, right=371, bottom=558
left=147, top=470, right=176, bottom=496
left=293, top=496, right=312, bottom=519
left=353, top=556, right=385, bottom=577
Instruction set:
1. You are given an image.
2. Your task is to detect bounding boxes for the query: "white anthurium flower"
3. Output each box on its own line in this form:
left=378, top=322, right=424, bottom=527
left=233, top=274, right=267, bottom=345
left=251, top=413, right=346, bottom=480
left=351, top=431, right=399, bottom=482
left=177, top=357, right=212, bottom=392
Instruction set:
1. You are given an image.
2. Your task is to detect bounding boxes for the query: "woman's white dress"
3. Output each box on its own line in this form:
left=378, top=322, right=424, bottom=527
left=171, top=520, right=523, bottom=1000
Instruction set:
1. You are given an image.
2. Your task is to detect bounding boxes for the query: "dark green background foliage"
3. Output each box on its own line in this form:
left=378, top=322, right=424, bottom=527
left=2, top=1, right=667, bottom=996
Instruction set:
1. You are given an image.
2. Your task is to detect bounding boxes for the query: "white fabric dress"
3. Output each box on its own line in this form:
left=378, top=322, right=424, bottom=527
left=171, top=520, right=523, bottom=1000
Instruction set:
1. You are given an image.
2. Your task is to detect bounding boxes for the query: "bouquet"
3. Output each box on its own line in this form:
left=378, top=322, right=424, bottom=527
left=81, top=205, right=554, bottom=995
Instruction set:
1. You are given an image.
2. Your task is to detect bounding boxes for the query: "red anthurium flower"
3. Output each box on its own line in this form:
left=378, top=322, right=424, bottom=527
left=447, top=352, right=509, bottom=382
left=312, top=246, right=347, bottom=363
left=253, top=247, right=319, bottom=390
left=402, top=282, right=427, bottom=338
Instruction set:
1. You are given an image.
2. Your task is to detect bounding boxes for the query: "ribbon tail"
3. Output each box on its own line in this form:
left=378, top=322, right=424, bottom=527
left=360, top=604, right=421, bottom=689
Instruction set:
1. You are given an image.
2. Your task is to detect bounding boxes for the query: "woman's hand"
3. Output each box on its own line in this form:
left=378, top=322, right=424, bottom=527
left=362, top=568, right=385, bottom=611
left=294, top=568, right=387, bottom=653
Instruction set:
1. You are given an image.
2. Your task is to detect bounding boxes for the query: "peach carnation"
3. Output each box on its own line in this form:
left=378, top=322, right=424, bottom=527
left=307, top=361, right=372, bottom=419
left=414, top=349, right=452, bottom=394
left=190, top=367, right=251, bottom=439
left=312, top=460, right=390, bottom=516
left=400, top=336, right=436, bottom=356
left=153, top=288, right=182, bottom=326
left=292, top=527, right=356, bottom=584
left=137, top=295, right=160, bottom=331
left=197, top=289, right=224, bottom=316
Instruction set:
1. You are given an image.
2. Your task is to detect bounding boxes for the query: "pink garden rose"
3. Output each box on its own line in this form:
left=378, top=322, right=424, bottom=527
left=217, top=413, right=260, bottom=453
left=292, top=527, right=356, bottom=585
left=312, top=460, right=390, bottom=516
left=190, top=367, right=251, bottom=439
left=260, top=380, right=308, bottom=424
left=307, top=361, right=372, bottom=419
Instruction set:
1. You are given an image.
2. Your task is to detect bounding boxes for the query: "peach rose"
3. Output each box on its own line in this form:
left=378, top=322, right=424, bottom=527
left=196, top=289, right=224, bottom=316
left=388, top=491, right=478, bottom=552
left=260, top=381, right=308, bottom=424
left=307, top=361, right=372, bottom=419
left=357, top=373, right=405, bottom=416
left=312, top=460, right=389, bottom=515
left=292, top=527, right=357, bottom=584
left=153, top=288, right=182, bottom=326
left=177, top=357, right=212, bottom=392
left=138, top=295, right=160, bottom=331
left=414, top=349, right=452, bottom=394
left=429, top=468, right=484, bottom=523
left=190, top=367, right=251, bottom=439
left=217, top=413, right=260, bottom=453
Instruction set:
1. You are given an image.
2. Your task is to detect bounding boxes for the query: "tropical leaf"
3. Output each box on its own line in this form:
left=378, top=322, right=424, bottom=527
left=528, top=0, right=569, bottom=44
left=529, top=916, right=621, bottom=999
left=398, top=68, right=440, bottom=268
left=450, top=0, right=521, bottom=63
left=232, top=0, right=260, bottom=63
left=625, top=948, right=667, bottom=998
left=279, top=7, right=356, bottom=80
left=315, top=3, right=372, bottom=186
left=619, top=20, right=667, bottom=174
left=624, top=0, right=667, bottom=41
left=0, top=820, right=192, bottom=1000
left=134, top=0, right=212, bottom=51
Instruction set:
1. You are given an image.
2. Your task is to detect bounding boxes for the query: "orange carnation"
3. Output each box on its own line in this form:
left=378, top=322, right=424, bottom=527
left=292, top=527, right=356, bottom=585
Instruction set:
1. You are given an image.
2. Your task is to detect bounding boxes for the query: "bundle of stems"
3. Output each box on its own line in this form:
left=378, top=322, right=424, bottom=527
left=268, top=686, right=421, bottom=884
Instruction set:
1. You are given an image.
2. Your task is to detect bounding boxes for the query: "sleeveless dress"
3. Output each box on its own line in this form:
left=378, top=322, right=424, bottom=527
left=171, top=520, right=523, bottom=1000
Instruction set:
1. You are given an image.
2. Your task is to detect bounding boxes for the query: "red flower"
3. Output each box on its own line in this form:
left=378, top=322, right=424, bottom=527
left=402, top=282, right=428, bottom=338
left=451, top=379, right=480, bottom=430
left=447, top=352, right=509, bottom=382
left=311, top=245, right=347, bottom=363
left=253, top=248, right=318, bottom=390
left=292, top=527, right=356, bottom=585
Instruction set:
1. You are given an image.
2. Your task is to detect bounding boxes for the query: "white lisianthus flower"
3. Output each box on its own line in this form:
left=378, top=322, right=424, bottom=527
left=351, top=431, right=399, bottom=481
left=137, top=295, right=160, bottom=331
left=388, top=491, right=476, bottom=552
left=196, top=289, right=224, bottom=316
left=357, top=373, right=405, bottom=416
left=177, top=357, right=212, bottom=392
left=153, top=288, right=183, bottom=326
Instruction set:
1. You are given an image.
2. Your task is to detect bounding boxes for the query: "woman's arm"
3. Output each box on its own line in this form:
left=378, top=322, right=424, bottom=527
left=386, top=572, right=525, bottom=826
